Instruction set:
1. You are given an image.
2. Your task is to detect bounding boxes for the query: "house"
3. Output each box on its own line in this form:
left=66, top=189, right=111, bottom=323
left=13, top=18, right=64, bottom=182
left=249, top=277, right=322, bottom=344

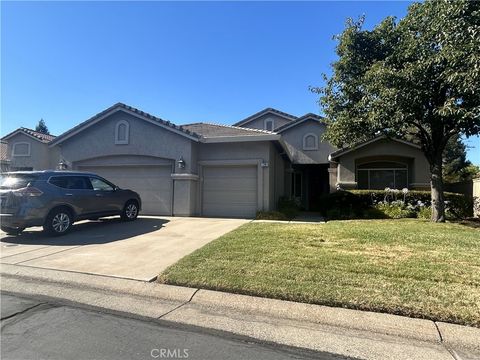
left=1, top=103, right=430, bottom=217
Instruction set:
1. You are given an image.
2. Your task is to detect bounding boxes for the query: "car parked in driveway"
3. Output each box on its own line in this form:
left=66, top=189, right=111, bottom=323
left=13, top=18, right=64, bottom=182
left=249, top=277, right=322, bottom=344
left=0, top=171, right=142, bottom=236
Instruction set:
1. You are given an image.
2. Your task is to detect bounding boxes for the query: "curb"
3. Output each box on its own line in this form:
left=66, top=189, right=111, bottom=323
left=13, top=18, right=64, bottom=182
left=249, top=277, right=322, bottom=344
left=1, top=263, right=479, bottom=360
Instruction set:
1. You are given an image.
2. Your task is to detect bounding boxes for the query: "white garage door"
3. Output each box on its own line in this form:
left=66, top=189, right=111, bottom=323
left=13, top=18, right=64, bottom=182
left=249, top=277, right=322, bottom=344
left=81, top=166, right=173, bottom=215
left=202, top=165, right=257, bottom=218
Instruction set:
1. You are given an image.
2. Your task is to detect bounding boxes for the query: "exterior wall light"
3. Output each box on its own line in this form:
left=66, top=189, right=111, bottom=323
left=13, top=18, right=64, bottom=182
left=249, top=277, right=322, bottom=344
left=177, top=157, right=186, bottom=169
left=261, top=161, right=269, bottom=168
left=57, top=160, right=68, bottom=170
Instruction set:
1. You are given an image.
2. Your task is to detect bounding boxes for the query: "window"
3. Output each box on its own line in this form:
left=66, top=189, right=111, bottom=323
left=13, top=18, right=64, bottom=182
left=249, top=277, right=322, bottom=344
left=89, top=177, right=115, bottom=191
left=264, top=119, right=274, bottom=131
left=0, top=174, right=38, bottom=190
left=49, top=176, right=92, bottom=190
left=12, top=142, right=31, bottom=157
left=115, top=120, right=130, bottom=144
left=302, top=133, right=318, bottom=150
left=357, top=162, right=408, bottom=190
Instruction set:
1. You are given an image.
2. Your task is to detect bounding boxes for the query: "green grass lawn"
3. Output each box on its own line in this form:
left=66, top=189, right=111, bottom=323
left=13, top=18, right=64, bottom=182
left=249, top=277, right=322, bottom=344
left=159, top=219, right=480, bottom=327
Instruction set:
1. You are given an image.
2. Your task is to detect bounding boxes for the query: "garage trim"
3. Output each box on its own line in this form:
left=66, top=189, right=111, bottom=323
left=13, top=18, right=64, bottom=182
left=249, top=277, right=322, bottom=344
left=198, top=159, right=264, bottom=216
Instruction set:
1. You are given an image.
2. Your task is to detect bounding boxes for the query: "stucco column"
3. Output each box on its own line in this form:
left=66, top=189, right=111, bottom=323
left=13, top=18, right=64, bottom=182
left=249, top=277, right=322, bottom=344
left=171, top=173, right=199, bottom=216
left=328, top=162, right=338, bottom=193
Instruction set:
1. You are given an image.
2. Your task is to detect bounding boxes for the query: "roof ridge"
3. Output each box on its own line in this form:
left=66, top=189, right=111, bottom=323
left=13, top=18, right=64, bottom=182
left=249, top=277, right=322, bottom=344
left=194, top=122, right=277, bottom=135
left=233, top=107, right=298, bottom=127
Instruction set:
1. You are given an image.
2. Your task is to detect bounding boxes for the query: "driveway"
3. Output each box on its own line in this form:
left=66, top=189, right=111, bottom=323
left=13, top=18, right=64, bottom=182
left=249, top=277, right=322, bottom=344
left=0, top=217, right=249, bottom=281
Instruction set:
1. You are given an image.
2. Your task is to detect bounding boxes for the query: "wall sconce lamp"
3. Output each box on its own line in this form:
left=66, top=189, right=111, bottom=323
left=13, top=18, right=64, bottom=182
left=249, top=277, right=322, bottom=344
left=177, top=157, right=186, bottom=169
left=57, top=160, right=68, bottom=170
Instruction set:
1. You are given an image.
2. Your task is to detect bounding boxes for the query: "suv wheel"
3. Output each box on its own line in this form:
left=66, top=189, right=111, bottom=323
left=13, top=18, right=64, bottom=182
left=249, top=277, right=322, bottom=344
left=44, top=208, right=73, bottom=236
left=121, top=201, right=139, bottom=221
left=1, top=226, right=24, bottom=236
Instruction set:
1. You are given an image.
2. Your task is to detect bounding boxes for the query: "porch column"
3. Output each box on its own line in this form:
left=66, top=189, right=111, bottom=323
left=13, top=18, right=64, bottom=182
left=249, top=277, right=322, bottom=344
left=328, top=162, right=338, bottom=193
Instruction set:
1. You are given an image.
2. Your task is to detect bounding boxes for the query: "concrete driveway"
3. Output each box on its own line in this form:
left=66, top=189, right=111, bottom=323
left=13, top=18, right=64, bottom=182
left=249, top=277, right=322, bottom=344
left=0, top=217, right=249, bottom=281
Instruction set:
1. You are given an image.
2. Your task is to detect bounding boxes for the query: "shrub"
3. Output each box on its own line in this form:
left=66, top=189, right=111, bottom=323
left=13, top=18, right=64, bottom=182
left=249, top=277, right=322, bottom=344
left=320, top=190, right=471, bottom=220
left=373, top=201, right=416, bottom=219
left=277, top=197, right=300, bottom=219
left=417, top=206, right=432, bottom=219
left=256, top=211, right=289, bottom=221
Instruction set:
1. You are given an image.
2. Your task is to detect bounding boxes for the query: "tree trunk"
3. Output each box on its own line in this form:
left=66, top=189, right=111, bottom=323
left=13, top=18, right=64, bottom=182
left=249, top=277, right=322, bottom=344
left=430, top=156, right=446, bottom=222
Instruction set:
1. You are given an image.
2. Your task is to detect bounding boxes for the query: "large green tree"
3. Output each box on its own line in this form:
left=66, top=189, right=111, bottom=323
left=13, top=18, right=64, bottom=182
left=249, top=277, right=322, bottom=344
left=313, top=1, right=480, bottom=222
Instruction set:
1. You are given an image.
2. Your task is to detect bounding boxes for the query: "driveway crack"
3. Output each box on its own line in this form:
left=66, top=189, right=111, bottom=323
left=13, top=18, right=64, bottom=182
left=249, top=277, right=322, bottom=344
left=157, top=288, right=200, bottom=319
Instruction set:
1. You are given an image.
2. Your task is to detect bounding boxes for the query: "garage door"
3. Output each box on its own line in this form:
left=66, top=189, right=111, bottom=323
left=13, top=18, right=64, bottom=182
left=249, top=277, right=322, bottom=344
left=80, top=166, right=173, bottom=215
left=202, top=166, right=257, bottom=218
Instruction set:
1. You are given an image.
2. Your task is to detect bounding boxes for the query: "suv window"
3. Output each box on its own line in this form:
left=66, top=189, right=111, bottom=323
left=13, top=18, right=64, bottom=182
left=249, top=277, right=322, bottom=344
left=49, top=176, right=93, bottom=190
left=0, top=174, right=39, bottom=190
left=89, top=177, right=115, bottom=191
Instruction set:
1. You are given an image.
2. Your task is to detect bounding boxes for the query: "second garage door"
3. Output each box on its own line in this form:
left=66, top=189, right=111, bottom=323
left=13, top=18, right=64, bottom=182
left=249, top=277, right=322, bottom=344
left=80, top=166, right=173, bottom=215
left=202, top=165, right=258, bottom=218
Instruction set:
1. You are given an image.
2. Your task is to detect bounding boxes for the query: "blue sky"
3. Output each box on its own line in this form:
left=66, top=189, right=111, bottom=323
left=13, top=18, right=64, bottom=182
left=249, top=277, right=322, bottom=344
left=1, top=1, right=479, bottom=164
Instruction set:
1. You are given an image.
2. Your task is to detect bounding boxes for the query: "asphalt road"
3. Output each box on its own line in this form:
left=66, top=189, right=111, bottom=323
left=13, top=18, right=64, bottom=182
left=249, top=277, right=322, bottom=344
left=1, top=293, right=350, bottom=360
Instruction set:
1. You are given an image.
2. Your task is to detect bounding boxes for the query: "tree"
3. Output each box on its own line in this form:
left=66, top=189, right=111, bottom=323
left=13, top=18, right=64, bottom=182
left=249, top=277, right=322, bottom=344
left=312, top=1, right=480, bottom=222
left=443, top=136, right=471, bottom=183
left=35, top=119, right=50, bottom=135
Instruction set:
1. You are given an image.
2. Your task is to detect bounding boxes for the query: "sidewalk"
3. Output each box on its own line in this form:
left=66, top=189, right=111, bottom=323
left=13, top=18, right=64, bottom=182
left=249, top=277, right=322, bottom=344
left=1, top=263, right=479, bottom=360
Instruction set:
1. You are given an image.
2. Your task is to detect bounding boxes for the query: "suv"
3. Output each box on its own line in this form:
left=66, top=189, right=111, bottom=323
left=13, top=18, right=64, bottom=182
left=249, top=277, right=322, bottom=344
left=0, top=171, right=142, bottom=236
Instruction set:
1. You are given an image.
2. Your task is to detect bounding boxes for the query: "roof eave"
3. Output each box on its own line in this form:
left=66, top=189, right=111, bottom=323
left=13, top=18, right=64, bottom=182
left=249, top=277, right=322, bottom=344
left=201, top=134, right=281, bottom=143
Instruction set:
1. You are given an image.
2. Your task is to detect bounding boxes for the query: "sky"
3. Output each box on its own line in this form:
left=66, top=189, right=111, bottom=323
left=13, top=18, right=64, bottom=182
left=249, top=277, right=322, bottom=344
left=1, top=1, right=479, bottom=164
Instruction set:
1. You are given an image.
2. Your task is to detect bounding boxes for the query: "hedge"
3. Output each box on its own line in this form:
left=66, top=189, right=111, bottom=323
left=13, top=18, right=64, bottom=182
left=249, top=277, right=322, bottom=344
left=318, top=190, right=472, bottom=220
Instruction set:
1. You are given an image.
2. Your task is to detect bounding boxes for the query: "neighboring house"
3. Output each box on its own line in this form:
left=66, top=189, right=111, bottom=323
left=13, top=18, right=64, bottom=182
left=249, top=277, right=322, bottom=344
left=1, top=141, right=10, bottom=172
left=1, top=103, right=431, bottom=217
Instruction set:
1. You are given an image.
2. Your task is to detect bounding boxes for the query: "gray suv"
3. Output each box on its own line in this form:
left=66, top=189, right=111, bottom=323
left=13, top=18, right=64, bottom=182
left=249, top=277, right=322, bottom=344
left=0, top=171, right=142, bottom=236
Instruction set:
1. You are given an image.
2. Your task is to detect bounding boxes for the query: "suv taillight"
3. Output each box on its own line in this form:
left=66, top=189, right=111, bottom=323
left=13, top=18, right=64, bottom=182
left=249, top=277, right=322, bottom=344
left=13, top=187, right=44, bottom=197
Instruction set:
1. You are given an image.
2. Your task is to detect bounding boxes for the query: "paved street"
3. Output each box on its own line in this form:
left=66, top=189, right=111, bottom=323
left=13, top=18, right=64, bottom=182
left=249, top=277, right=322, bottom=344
left=1, top=293, right=348, bottom=360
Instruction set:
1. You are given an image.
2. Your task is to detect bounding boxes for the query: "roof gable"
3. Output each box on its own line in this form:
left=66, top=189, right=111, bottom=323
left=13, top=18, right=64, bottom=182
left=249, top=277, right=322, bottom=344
left=329, top=135, right=422, bottom=160
left=2, top=127, right=56, bottom=144
left=49, top=103, right=200, bottom=146
left=233, top=108, right=297, bottom=127
left=275, top=113, right=324, bottom=133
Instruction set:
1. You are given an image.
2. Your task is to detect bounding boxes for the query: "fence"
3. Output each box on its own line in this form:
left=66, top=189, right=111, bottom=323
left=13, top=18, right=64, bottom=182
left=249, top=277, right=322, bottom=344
left=445, top=179, right=480, bottom=218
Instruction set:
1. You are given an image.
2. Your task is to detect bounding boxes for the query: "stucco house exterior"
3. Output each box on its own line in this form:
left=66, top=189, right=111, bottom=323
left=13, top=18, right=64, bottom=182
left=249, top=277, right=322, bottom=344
left=1, top=103, right=430, bottom=217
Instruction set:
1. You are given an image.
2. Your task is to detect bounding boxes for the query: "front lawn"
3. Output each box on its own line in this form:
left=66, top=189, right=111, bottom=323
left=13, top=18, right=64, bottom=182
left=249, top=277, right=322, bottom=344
left=159, top=219, right=480, bottom=327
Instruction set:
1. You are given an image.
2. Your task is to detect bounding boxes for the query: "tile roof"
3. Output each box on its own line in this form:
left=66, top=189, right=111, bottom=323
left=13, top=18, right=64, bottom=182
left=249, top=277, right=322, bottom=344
left=275, top=113, right=324, bottom=133
left=181, top=122, right=277, bottom=138
left=233, top=108, right=298, bottom=127
left=50, top=102, right=200, bottom=145
left=1, top=127, right=56, bottom=143
left=0, top=141, right=8, bottom=162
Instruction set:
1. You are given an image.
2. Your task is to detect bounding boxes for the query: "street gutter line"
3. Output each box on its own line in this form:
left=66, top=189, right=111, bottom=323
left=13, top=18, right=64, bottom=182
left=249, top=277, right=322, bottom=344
left=0, top=302, right=46, bottom=321
left=157, top=288, right=200, bottom=319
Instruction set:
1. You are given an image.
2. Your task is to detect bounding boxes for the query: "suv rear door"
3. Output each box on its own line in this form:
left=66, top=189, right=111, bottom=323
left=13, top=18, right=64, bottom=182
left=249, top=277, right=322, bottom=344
left=48, top=175, right=96, bottom=216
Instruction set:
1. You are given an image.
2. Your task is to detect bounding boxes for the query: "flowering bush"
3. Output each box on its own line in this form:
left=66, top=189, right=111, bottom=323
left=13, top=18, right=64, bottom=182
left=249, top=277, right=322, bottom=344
left=318, top=189, right=471, bottom=220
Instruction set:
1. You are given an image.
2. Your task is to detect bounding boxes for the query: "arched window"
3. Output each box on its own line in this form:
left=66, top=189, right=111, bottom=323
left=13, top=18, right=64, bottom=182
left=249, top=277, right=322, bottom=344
left=13, top=142, right=31, bottom=156
left=302, top=133, right=318, bottom=150
left=115, top=120, right=129, bottom=145
left=264, top=119, right=274, bottom=131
